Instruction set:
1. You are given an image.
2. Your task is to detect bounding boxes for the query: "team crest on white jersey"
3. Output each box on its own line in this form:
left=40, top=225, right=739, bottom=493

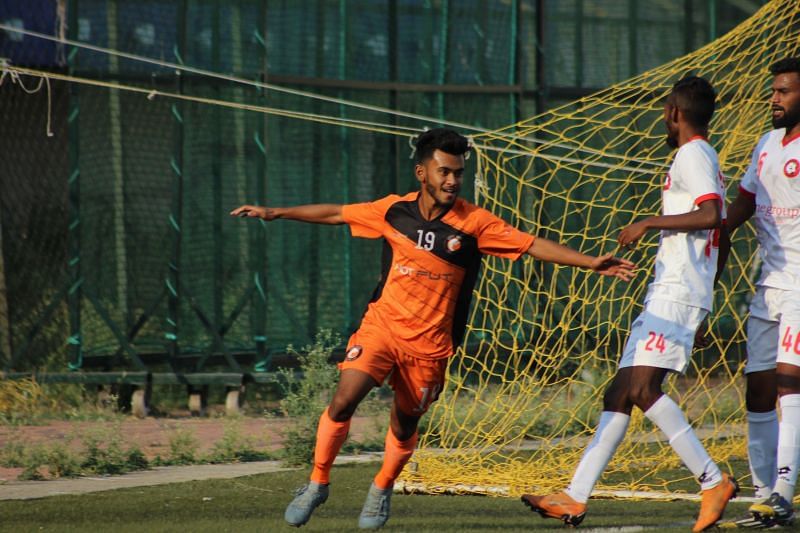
left=784, top=159, right=800, bottom=178
left=345, top=345, right=362, bottom=361
left=446, top=235, right=462, bottom=252
left=663, top=173, right=672, bottom=190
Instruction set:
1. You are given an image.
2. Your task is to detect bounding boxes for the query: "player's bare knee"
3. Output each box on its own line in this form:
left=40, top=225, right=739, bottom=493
left=746, top=370, right=777, bottom=411
left=746, top=385, right=776, bottom=411
left=390, top=408, right=420, bottom=441
left=392, top=416, right=420, bottom=441
left=628, top=385, right=661, bottom=411
left=602, top=383, right=630, bottom=412
left=391, top=425, right=417, bottom=442
left=327, top=396, right=358, bottom=422
left=777, top=384, right=800, bottom=398
left=776, top=369, right=800, bottom=397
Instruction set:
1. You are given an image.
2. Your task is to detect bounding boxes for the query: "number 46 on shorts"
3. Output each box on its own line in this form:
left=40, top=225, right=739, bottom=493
left=781, top=326, right=800, bottom=355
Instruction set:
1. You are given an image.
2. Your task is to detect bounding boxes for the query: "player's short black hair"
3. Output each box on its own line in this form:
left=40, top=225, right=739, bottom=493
left=770, top=57, right=800, bottom=77
left=668, top=76, right=716, bottom=129
left=414, top=128, right=471, bottom=164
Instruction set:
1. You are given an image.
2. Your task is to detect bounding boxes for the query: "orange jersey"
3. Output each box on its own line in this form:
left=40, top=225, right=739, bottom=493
left=341, top=192, right=535, bottom=360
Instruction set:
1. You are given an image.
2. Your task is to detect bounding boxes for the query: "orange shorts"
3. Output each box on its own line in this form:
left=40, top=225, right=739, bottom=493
left=339, top=323, right=448, bottom=416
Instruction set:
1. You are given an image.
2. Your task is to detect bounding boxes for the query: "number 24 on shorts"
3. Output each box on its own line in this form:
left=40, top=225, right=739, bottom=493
left=781, top=326, right=800, bottom=355
left=644, top=331, right=666, bottom=353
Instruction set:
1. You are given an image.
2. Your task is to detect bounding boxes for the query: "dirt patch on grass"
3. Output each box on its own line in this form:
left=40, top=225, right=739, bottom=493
left=0, top=414, right=377, bottom=482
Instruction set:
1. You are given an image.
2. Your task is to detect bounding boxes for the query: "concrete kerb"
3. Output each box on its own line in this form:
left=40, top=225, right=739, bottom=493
left=0, top=453, right=383, bottom=501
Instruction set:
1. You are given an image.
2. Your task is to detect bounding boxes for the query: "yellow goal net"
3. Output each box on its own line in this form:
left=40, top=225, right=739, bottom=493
left=403, top=0, right=799, bottom=498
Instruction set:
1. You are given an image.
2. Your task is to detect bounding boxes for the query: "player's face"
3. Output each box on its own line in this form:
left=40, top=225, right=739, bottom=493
left=416, top=150, right=465, bottom=207
left=771, top=72, right=800, bottom=130
left=663, top=100, right=679, bottom=149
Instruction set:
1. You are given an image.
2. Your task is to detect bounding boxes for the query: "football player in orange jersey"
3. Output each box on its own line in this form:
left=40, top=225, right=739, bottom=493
left=232, top=128, right=634, bottom=529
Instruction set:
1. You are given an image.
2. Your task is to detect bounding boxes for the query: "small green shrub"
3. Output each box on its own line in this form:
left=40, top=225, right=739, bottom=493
left=207, top=418, right=270, bottom=463
left=9, top=442, right=81, bottom=480
left=0, top=379, right=122, bottom=426
left=16, top=445, right=46, bottom=480
left=18, top=465, right=45, bottom=481
left=166, top=428, right=200, bottom=465
left=0, top=379, right=54, bottom=425
left=125, top=448, right=149, bottom=471
left=43, top=444, right=81, bottom=478
left=277, top=330, right=342, bottom=466
left=80, top=425, right=148, bottom=475
left=0, top=437, right=26, bottom=467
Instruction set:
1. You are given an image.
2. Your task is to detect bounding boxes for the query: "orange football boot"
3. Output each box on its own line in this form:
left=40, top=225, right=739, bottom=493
left=692, top=473, right=739, bottom=532
left=521, top=491, right=587, bottom=527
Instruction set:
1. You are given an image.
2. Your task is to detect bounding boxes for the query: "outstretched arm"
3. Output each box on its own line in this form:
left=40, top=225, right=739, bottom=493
left=617, top=199, right=721, bottom=249
left=526, top=237, right=635, bottom=281
left=230, top=204, right=344, bottom=225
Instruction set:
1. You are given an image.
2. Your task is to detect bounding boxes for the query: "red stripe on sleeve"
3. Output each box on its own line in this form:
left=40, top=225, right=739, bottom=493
left=694, top=193, right=722, bottom=206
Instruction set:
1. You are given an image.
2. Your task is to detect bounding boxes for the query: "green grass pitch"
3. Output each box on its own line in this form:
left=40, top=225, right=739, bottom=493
left=0, top=462, right=756, bottom=532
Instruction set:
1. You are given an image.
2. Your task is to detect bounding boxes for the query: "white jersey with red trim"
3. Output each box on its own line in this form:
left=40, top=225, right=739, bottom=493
left=739, top=129, right=800, bottom=290
left=645, top=138, right=725, bottom=311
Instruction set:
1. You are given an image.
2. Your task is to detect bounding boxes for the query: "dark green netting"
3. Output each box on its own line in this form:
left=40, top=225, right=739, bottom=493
left=0, top=0, right=761, bottom=371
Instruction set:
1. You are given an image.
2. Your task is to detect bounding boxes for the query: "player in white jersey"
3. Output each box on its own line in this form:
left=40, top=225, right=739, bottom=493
left=720, top=57, right=800, bottom=528
left=521, top=76, right=738, bottom=532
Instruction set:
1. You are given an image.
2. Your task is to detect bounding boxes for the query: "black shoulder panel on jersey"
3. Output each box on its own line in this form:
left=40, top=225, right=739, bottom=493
left=384, top=200, right=479, bottom=269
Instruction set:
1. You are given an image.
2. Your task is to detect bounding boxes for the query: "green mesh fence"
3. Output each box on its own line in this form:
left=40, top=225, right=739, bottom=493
left=0, top=0, right=761, bottom=373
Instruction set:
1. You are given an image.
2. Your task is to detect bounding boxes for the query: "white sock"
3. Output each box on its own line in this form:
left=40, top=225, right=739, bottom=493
left=565, top=411, right=630, bottom=503
left=747, top=410, right=778, bottom=499
left=644, top=395, right=722, bottom=491
left=774, top=394, right=800, bottom=502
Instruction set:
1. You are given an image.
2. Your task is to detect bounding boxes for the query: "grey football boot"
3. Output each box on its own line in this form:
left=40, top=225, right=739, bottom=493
left=358, top=482, right=393, bottom=529
left=284, top=481, right=329, bottom=527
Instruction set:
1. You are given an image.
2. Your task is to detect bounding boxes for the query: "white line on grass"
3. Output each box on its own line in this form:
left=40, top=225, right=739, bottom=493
left=581, top=524, right=695, bottom=533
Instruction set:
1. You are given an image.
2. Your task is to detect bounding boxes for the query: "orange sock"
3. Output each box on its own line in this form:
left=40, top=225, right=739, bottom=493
left=374, top=429, right=418, bottom=490
left=309, top=407, right=350, bottom=484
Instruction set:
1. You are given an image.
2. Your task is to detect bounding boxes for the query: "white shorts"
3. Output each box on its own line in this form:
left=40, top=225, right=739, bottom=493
left=745, top=286, right=800, bottom=374
left=619, top=299, right=708, bottom=374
